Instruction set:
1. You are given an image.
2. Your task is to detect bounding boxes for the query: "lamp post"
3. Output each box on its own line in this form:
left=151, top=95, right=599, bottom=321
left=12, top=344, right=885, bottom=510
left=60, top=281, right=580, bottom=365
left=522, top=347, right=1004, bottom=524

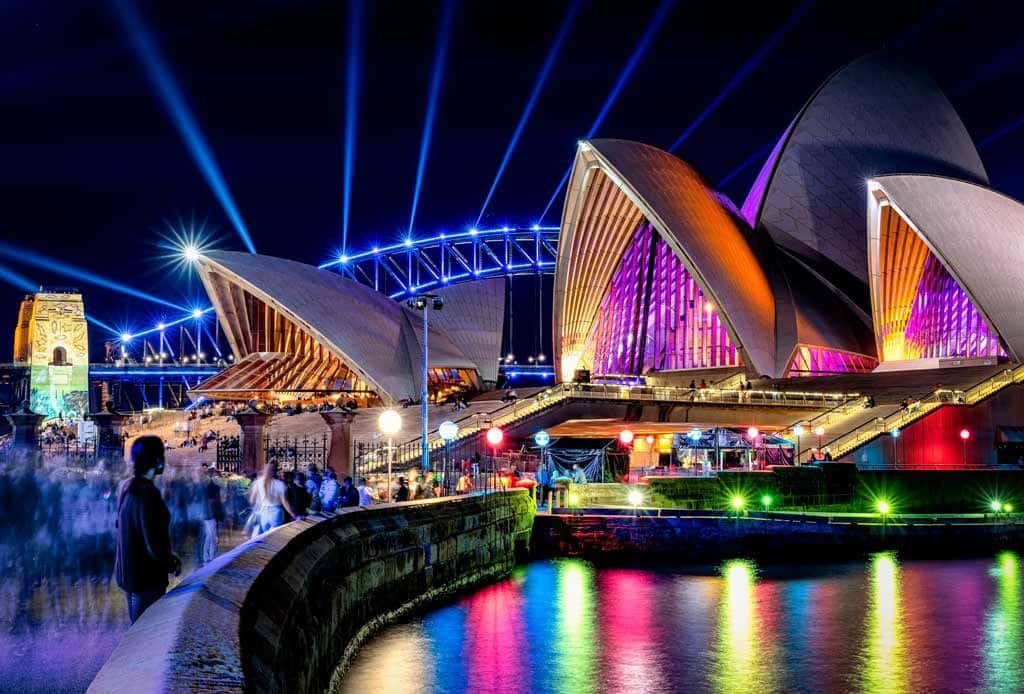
left=439, top=420, right=459, bottom=493
left=486, top=426, right=503, bottom=491
left=890, top=428, right=900, bottom=468
left=793, top=424, right=804, bottom=465
left=814, top=425, right=825, bottom=451
left=378, top=409, right=402, bottom=500
left=192, top=308, right=204, bottom=363
left=747, top=427, right=759, bottom=471
left=960, top=428, right=971, bottom=467
left=407, top=293, right=445, bottom=472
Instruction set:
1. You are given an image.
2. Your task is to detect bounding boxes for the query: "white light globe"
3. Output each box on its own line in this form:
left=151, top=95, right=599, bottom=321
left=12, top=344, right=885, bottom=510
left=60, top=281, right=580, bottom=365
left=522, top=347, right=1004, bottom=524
left=438, top=420, right=459, bottom=442
left=378, top=409, right=402, bottom=435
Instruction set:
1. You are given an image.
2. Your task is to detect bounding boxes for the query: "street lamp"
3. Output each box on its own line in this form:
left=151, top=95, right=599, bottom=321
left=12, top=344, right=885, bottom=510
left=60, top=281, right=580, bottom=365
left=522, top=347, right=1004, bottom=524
left=814, top=425, right=825, bottom=450
left=890, top=428, right=900, bottom=468
left=486, top=426, right=503, bottom=488
left=438, top=420, right=459, bottom=493
left=793, top=424, right=804, bottom=465
left=747, top=427, right=759, bottom=470
left=379, top=409, right=402, bottom=499
left=960, top=428, right=971, bottom=467
left=619, top=429, right=635, bottom=446
left=407, top=293, right=445, bottom=472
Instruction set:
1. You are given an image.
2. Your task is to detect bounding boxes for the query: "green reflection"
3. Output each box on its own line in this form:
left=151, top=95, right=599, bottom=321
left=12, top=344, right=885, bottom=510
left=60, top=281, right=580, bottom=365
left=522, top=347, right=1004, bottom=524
left=984, top=551, right=1021, bottom=692
left=713, top=559, right=775, bottom=693
left=554, top=559, right=597, bottom=694
left=859, top=552, right=908, bottom=694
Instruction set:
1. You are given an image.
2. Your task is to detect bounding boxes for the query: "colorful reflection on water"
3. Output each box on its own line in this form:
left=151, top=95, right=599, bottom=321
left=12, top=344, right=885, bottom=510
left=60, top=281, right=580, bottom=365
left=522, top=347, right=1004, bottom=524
left=340, top=554, right=1024, bottom=694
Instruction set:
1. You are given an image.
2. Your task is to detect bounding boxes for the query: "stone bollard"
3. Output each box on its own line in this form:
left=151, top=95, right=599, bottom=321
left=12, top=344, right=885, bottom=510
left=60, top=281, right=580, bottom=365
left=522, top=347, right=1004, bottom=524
left=234, top=402, right=272, bottom=475
left=319, top=407, right=355, bottom=478
left=89, top=400, right=130, bottom=456
left=5, top=401, right=44, bottom=449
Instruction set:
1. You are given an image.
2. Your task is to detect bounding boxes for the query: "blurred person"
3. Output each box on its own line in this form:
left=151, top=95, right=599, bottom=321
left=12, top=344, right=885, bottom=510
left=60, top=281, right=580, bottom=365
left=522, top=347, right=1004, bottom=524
left=319, top=469, right=339, bottom=513
left=201, top=467, right=225, bottom=564
left=356, top=477, right=376, bottom=506
left=456, top=471, right=474, bottom=494
left=286, top=471, right=311, bottom=520
left=393, top=477, right=410, bottom=502
left=248, top=462, right=294, bottom=536
left=339, top=476, right=360, bottom=508
left=114, top=435, right=181, bottom=624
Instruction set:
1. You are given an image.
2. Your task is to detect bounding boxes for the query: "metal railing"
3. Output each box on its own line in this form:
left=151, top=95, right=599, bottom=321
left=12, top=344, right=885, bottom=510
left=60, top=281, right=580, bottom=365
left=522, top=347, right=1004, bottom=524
left=557, top=382, right=858, bottom=409
left=804, top=365, right=1024, bottom=463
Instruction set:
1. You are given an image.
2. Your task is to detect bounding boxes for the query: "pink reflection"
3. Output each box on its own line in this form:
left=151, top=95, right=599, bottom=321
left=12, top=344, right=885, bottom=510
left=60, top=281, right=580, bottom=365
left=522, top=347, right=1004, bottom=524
left=598, top=568, right=663, bottom=692
left=462, top=579, right=526, bottom=693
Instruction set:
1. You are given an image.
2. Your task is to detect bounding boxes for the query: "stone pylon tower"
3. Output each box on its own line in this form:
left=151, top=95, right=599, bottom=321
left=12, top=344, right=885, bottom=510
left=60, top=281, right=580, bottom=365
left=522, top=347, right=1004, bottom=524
left=12, top=288, right=89, bottom=420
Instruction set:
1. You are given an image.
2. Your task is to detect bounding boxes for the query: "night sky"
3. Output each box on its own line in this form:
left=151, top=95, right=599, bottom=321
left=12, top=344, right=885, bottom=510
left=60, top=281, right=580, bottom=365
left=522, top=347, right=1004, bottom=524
left=4, top=0, right=1024, bottom=359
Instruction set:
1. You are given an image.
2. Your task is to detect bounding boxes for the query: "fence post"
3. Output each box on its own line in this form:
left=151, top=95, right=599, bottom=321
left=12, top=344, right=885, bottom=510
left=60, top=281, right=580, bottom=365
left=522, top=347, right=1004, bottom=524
left=5, top=401, right=45, bottom=449
left=234, top=405, right=272, bottom=475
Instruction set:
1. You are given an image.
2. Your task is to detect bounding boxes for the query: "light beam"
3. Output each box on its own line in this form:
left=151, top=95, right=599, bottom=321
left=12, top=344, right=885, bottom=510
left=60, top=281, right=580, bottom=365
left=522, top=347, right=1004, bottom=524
left=538, top=0, right=676, bottom=223
left=407, top=0, right=456, bottom=235
left=717, top=141, right=773, bottom=189
left=0, top=262, right=36, bottom=292
left=668, top=0, right=813, bottom=153
left=475, top=0, right=582, bottom=227
left=110, top=0, right=256, bottom=253
left=0, top=240, right=186, bottom=310
left=341, top=0, right=364, bottom=254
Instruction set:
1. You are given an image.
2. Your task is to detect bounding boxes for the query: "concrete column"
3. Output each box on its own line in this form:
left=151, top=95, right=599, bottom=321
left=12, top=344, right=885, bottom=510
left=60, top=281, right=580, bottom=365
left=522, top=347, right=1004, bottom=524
left=5, top=402, right=44, bottom=448
left=234, top=407, right=272, bottom=475
left=89, top=402, right=130, bottom=455
left=320, top=408, right=356, bottom=478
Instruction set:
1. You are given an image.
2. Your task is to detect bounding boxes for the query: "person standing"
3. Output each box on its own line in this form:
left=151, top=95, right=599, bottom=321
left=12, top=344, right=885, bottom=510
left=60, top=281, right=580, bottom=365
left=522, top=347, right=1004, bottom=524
left=114, top=435, right=181, bottom=624
left=394, top=477, right=410, bottom=502
left=319, top=470, right=340, bottom=513
left=339, top=476, right=360, bottom=508
left=200, top=467, right=224, bottom=565
left=286, top=472, right=311, bottom=519
left=248, top=462, right=294, bottom=536
left=356, top=477, right=377, bottom=506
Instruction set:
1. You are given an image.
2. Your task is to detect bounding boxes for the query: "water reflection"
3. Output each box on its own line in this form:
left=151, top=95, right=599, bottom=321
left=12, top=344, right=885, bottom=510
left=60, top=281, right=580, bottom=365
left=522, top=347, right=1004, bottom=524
left=342, top=554, right=1024, bottom=694
left=859, top=552, right=908, bottom=693
left=985, top=551, right=1022, bottom=691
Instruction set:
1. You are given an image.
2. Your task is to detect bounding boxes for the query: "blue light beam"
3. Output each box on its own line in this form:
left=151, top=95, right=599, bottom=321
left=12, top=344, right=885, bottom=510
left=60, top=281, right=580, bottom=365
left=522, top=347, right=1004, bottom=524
left=341, top=0, right=365, bottom=254
left=717, top=141, right=773, bottom=189
left=407, top=0, right=457, bottom=235
left=110, top=0, right=256, bottom=253
left=475, top=0, right=583, bottom=228
left=0, top=262, right=36, bottom=292
left=979, top=115, right=1024, bottom=148
left=538, top=0, right=676, bottom=223
left=0, top=240, right=186, bottom=311
left=668, top=0, right=814, bottom=153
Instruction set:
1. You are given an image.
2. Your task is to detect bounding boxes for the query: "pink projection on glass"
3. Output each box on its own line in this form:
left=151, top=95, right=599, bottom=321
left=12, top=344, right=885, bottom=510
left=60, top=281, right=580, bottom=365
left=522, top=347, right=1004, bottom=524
left=591, top=224, right=741, bottom=376
left=786, top=346, right=877, bottom=377
left=903, top=254, right=1005, bottom=360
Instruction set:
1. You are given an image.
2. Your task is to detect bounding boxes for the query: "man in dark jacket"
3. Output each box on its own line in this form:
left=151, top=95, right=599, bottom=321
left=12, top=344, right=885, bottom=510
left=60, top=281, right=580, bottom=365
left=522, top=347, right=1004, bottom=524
left=340, top=476, right=360, bottom=508
left=114, top=435, right=181, bottom=624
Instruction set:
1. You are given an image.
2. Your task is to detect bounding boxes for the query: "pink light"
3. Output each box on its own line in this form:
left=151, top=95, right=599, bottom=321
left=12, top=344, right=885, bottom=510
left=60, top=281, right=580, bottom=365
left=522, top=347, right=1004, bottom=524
left=960, top=428, right=971, bottom=440
left=747, top=426, right=759, bottom=439
left=486, top=427, right=503, bottom=446
left=619, top=429, right=635, bottom=445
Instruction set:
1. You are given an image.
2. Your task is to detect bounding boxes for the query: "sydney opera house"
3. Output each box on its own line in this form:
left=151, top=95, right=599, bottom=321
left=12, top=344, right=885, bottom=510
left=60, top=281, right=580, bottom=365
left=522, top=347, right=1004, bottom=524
left=553, top=53, right=1022, bottom=384
left=190, top=53, right=1024, bottom=412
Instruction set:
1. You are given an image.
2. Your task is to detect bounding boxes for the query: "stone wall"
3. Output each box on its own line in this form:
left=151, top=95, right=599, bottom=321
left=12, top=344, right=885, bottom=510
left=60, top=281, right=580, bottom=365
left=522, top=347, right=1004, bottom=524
left=533, top=512, right=1024, bottom=562
left=88, top=491, right=534, bottom=694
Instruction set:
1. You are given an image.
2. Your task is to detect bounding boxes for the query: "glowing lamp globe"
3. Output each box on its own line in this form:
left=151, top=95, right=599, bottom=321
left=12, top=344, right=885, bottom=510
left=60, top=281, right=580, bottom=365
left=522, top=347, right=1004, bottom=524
left=960, top=428, right=971, bottom=440
left=1005, top=503, right=1014, bottom=513
left=687, top=428, right=702, bottom=442
left=534, top=430, right=551, bottom=447
left=991, top=500, right=1003, bottom=512
left=378, top=409, right=402, bottom=436
left=627, top=489, right=644, bottom=507
left=438, top=420, right=459, bottom=442
left=731, top=496, right=745, bottom=510
left=814, top=426, right=826, bottom=437
left=486, top=427, right=503, bottom=446
left=761, top=494, right=773, bottom=508
left=645, top=435, right=655, bottom=445
left=747, top=427, right=759, bottom=440
left=619, top=429, right=635, bottom=445
left=793, top=424, right=804, bottom=437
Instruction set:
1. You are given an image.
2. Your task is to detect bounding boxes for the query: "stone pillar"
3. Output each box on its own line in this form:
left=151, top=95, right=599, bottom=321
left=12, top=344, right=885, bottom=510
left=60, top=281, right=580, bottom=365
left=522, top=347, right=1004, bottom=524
left=234, top=407, right=272, bottom=475
left=5, top=401, right=44, bottom=448
left=320, top=408, right=356, bottom=478
left=89, top=402, right=130, bottom=455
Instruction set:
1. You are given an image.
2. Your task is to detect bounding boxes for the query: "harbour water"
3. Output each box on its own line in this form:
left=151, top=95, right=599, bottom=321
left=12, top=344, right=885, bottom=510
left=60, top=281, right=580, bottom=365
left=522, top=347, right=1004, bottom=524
left=341, top=553, right=1023, bottom=693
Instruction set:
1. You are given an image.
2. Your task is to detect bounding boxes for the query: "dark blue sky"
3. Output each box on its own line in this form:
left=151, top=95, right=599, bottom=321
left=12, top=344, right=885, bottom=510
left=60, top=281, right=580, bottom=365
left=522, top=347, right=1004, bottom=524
left=3, top=0, right=1024, bottom=357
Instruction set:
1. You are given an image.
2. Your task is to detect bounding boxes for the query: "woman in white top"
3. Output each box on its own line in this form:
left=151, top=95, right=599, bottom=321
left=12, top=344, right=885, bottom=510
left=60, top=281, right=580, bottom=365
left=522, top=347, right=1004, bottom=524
left=248, top=461, right=295, bottom=536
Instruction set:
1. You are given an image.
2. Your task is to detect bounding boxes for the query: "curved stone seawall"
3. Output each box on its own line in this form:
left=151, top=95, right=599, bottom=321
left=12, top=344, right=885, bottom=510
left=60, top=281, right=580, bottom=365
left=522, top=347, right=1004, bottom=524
left=89, top=490, right=534, bottom=694
left=534, top=512, right=1024, bottom=561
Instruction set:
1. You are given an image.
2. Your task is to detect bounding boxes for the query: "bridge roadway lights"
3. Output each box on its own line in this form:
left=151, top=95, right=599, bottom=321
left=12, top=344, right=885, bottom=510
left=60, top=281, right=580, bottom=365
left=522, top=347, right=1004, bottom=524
left=320, top=407, right=356, bottom=478
left=4, top=401, right=44, bottom=448
left=234, top=405, right=273, bottom=474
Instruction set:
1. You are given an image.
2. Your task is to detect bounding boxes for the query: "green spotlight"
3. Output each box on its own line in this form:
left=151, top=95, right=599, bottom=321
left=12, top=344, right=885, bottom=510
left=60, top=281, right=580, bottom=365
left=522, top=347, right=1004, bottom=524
left=761, top=494, right=773, bottom=509
left=1004, top=503, right=1014, bottom=513
left=876, top=500, right=891, bottom=515
left=991, top=500, right=1003, bottom=512
left=731, top=495, right=745, bottom=510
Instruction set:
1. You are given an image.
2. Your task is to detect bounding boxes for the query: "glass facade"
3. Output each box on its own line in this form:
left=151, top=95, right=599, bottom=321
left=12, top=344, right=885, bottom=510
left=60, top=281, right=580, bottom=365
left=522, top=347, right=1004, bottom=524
left=590, top=224, right=741, bottom=377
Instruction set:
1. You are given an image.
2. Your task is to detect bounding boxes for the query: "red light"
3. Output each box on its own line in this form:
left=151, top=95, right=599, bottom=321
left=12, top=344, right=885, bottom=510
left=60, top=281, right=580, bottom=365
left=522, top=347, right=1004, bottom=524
left=747, top=426, right=759, bottom=439
left=619, top=429, right=635, bottom=445
left=486, top=427, right=503, bottom=446
left=960, top=428, right=971, bottom=440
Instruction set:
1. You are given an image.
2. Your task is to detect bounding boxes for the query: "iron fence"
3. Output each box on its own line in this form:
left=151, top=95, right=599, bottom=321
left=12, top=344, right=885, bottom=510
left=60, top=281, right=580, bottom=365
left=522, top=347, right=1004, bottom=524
left=264, top=433, right=328, bottom=472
